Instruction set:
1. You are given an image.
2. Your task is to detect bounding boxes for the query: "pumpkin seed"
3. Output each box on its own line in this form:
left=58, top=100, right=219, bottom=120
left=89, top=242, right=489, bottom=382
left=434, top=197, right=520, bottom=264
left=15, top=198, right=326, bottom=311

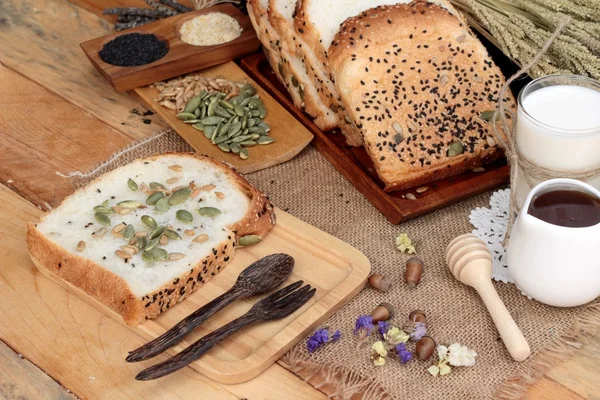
left=239, top=148, right=249, bottom=160
left=118, top=200, right=141, bottom=209
left=249, top=133, right=261, bottom=140
left=164, top=229, right=181, bottom=240
left=146, top=192, right=164, bottom=205
left=149, top=225, right=166, bottom=240
left=193, top=234, right=209, bottom=243
left=123, top=224, right=135, bottom=240
left=258, top=107, right=267, bottom=119
left=95, top=212, right=111, bottom=226
left=215, top=106, right=231, bottom=119
left=298, top=85, right=305, bottom=101
left=149, top=182, right=167, bottom=190
left=232, top=134, right=252, bottom=143
left=198, top=207, right=221, bottom=217
left=394, top=133, right=404, bottom=144
left=240, top=97, right=252, bottom=107
left=136, top=237, right=147, bottom=250
left=192, top=123, right=205, bottom=131
left=257, top=136, right=275, bottom=145
left=201, top=116, right=225, bottom=126
left=240, top=83, right=256, bottom=97
left=248, top=97, right=262, bottom=110
left=291, top=76, right=299, bottom=87
left=194, top=108, right=202, bottom=118
left=214, top=134, right=230, bottom=145
left=230, top=143, right=241, bottom=154
left=183, top=95, right=202, bottom=114
left=258, top=121, right=270, bottom=132
left=142, top=251, right=154, bottom=262
left=278, top=62, right=284, bottom=78
left=247, top=118, right=257, bottom=128
left=228, top=122, right=242, bottom=137
left=240, top=140, right=257, bottom=147
left=249, top=126, right=267, bottom=135
left=141, top=216, right=157, bottom=230
left=155, top=197, right=171, bottom=214
left=203, top=125, right=215, bottom=139
left=127, top=178, right=138, bottom=191
left=143, top=238, right=159, bottom=252
left=169, top=187, right=192, bottom=205
left=241, top=114, right=248, bottom=129
left=479, top=110, right=497, bottom=122
left=150, top=248, right=168, bottom=261
left=249, top=109, right=261, bottom=117
left=177, top=112, right=197, bottom=121
left=234, top=104, right=245, bottom=117
left=238, top=235, right=261, bottom=246
left=176, top=209, right=193, bottom=223
left=183, top=119, right=202, bottom=124
left=447, top=141, right=465, bottom=157
left=218, top=143, right=231, bottom=152
left=169, top=253, right=185, bottom=261
left=93, top=205, right=114, bottom=214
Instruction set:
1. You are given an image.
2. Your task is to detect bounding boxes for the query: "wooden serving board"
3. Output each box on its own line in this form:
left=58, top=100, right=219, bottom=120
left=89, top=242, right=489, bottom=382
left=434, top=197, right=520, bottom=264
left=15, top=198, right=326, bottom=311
left=80, top=4, right=260, bottom=92
left=31, top=209, right=370, bottom=384
left=240, top=52, right=511, bottom=224
left=135, top=62, right=314, bottom=174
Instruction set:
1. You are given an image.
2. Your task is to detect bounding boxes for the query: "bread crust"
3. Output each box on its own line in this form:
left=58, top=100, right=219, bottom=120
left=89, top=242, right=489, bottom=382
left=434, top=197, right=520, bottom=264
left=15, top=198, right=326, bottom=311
left=27, top=153, right=275, bottom=326
left=328, top=1, right=514, bottom=190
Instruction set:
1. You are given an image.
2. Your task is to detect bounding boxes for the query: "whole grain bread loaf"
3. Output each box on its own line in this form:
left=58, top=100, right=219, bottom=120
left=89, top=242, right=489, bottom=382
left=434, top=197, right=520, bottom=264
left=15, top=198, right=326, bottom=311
left=27, top=154, right=275, bottom=325
left=328, top=1, right=514, bottom=191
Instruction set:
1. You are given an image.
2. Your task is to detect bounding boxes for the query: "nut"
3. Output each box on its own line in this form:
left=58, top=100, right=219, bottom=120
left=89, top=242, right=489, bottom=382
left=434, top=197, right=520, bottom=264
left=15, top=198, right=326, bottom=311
left=368, top=274, right=391, bottom=292
left=415, top=336, right=436, bottom=360
left=408, top=310, right=427, bottom=324
left=371, top=302, right=395, bottom=323
left=405, top=256, right=424, bottom=287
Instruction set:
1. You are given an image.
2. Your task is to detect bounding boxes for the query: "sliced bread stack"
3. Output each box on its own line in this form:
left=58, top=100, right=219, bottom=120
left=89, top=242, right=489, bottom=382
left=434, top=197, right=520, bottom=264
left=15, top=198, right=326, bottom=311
left=27, top=154, right=275, bottom=325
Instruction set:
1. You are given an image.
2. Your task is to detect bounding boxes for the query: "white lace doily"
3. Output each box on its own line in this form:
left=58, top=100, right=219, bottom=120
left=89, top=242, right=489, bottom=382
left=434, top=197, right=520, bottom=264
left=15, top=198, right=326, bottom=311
left=469, top=189, right=512, bottom=283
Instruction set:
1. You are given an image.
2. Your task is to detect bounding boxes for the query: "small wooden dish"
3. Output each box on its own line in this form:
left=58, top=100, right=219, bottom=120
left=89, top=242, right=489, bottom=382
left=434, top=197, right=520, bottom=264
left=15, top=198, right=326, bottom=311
left=80, top=4, right=260, bottom=92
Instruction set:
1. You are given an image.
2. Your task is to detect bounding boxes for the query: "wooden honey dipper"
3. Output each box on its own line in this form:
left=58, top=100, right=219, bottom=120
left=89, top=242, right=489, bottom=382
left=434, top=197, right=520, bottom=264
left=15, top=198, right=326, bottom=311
left=446, top=234, right=530, bottom=362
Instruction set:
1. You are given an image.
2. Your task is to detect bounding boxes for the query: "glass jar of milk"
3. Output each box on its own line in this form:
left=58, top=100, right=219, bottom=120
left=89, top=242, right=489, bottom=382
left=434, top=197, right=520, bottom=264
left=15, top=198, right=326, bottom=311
left=515, top=75, right=600, bottom=207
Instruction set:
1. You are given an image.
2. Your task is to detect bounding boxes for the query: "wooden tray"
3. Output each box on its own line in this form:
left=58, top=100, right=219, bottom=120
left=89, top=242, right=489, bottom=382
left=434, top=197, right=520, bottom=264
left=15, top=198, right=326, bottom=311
left=135, top=61, right=313, bottom=174
left=80, top=4, right=260, bottom=92
left=30, top=209, right=370, bottom=384
left=240, top=52, right=510, bottom=224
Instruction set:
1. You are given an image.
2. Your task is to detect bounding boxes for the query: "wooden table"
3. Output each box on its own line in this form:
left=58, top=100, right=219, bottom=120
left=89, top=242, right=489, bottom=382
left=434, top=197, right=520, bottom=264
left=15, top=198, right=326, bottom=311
left=0, top=0, right=598, bottom=399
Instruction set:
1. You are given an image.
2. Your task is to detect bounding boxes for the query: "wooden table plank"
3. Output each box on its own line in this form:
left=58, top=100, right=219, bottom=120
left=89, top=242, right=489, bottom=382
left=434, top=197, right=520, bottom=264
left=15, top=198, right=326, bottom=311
left=0, top=340, right=76, bottom=400
left=0, top=184, right=326, bottom=400
left=546, top=341, right=600, bottom=400
left=0, top=0, right=168, bottom=141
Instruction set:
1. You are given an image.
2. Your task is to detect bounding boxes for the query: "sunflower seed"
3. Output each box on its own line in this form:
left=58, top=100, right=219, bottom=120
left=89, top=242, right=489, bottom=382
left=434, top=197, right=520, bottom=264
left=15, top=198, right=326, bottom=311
left=177, top=112, right=197, bottom=121
left=198, top=207, right=221, bottom=217
left=238, top=235, right=261, bottom=246
left=115, top=250, right=130, bottom=260
left=141, top=251, right=154, bottom=262
left=166, top=176, right=181, bottom=185
left=169, top=187, right=192, bottom=205
left=201, top=184, right=215, bottom=191
left=150, top=248, right=168, bottom=261
left=164, top=229, right=181, bottom=240
left=405, top=193, right=417, bottom=200
left=168, top=253, right=185, bottom=261
left=123, top=224, right=135, bottom=240
left=487, top=136, right=496, bottom=147
left=92, top=227, right=108, bottom=238
left=112, top=223, right=126, bottom=234
left=160, top=235, right=169, bottom=245
left=127, top=178, right=138, bottom=191
left=77, top=241, right=86, bottom=252
left=155, top=197, right=171, bottom=214
left=215, top=191, right=225, bottom=199
left=95, top=212, right=111, bottom=226
left=146, top=192, right=164, bottom=205
left=143, top=238, right=159, bottom=252
left=239, top=148, right=249, bottom=160
left=191, top=188, right=201, bottom=198
left=193, top=234, right=209, bottom=243
left=176, top=210, right=194, bottom=223
left=416, top=187, right=429, bottom=194
left=121, top=245, right=138, bottom=255
left=116, top=207, right=132, bottom=215
left=257, top=136, right=275, bottom=145
left=440, top=74, right=449, bottom=87
left=473, top=167, right=486, bottom=173
left=184, top=229, right=195, bottom=236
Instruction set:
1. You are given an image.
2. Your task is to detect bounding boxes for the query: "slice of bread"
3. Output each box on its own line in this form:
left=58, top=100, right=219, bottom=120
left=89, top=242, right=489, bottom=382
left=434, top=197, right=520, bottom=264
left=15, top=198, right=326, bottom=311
left=27, top=154, right=275, bottom=326
left=328, top=1, right=514, bottom=191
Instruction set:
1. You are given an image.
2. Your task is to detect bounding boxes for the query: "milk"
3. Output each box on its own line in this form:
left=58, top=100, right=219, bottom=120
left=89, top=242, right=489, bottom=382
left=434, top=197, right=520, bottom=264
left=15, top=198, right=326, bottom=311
left=515, top=80, right=600, bottom=207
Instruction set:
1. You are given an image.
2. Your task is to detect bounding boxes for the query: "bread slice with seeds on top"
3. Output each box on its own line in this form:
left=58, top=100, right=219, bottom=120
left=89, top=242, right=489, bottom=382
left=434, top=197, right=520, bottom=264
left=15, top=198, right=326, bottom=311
left=27, top=153, right=275, bottom=326
left=328, top=1, right=514, bottom=191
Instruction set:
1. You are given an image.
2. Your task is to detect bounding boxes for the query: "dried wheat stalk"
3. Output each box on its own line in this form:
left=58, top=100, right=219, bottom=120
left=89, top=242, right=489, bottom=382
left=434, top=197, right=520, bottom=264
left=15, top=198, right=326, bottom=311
left=451, top=0, right=600, bottom=79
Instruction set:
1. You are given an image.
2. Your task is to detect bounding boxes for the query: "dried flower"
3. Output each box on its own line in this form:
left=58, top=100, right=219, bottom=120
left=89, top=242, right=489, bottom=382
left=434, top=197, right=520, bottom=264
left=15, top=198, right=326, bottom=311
left=395, top=233, right=416, bottom=254
left=371, top=341, right=388, bottom=366
left=440, top=343, right=478, bottom=367
left=383, top=327, right=410, bottom=346
left=427, top=361, right=451, bottom=377
left=395, top=342, right=413, bottom=364
left=409, top=322, right=427, bottom=341
left=354, top=315, right=374, bottom=339
left=307, top=328, right=341, bottom=353
left=378, top=321, right=391, bottom=336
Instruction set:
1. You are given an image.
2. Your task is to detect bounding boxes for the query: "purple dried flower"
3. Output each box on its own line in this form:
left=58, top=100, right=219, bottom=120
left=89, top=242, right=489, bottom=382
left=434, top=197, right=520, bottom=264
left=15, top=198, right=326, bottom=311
left=396, top=342, right=413, bottom=364
left=378, top=321, right=390, bottom=336
left=354, top=315, right=374, bottom=343
left=307, top=328, right=330, bottom=353
left=409, top=322, right=427, bottom=341
left=332, top=330, right=342, bottom=342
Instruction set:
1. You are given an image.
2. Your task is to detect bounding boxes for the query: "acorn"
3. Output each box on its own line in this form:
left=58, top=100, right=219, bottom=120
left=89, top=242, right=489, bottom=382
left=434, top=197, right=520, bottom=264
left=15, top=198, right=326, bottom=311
left=415, top=336, right=436, bottom=360
left=405, top=256, right=424, bottom=287
left=408, top=310, right=427, bottom=324
left=371, top=302, right=395, bottom=323
left=368, top=273, right=391, bottom=292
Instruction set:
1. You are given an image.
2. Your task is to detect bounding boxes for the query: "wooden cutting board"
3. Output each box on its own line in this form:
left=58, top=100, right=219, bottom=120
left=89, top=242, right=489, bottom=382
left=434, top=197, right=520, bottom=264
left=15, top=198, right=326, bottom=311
left=31, top=209, right=370, bottom=384
left=135, top=62, right=314, bottom=174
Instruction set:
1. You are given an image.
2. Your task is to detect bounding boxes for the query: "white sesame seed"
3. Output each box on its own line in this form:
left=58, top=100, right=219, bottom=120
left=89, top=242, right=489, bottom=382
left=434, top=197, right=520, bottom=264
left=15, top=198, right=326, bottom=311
left=179, top=13, right=242, bottom=47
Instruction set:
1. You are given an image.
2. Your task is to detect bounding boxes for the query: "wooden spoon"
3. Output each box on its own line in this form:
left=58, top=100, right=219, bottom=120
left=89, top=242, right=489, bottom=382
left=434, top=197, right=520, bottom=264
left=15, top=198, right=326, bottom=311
left=126, top=253, right=295, bottom=362
left=446, top=234, right=530, bottom=362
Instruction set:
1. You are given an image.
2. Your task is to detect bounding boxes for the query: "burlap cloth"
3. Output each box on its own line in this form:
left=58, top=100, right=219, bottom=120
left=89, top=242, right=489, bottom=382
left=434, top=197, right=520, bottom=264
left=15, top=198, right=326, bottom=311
left=72, top=130, right=600, bottom=400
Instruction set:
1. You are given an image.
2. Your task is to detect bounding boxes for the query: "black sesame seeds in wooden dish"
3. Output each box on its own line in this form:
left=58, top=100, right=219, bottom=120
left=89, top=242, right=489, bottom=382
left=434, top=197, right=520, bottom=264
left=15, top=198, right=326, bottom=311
left=81, top=4, right=260, bottom=92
